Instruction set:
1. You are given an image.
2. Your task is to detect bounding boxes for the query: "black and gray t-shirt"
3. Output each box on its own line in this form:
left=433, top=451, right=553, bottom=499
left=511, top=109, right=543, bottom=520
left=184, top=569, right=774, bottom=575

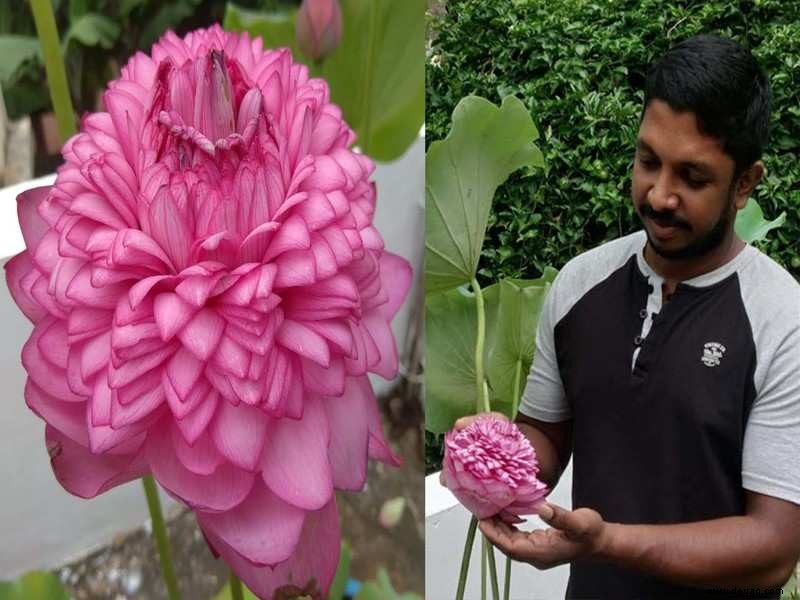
left=519, top=229, right=800, bottom=600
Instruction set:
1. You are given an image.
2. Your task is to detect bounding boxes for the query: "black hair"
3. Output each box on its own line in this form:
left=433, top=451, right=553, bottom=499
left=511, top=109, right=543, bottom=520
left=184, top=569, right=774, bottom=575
left=641, top=34, right=771, bottom=178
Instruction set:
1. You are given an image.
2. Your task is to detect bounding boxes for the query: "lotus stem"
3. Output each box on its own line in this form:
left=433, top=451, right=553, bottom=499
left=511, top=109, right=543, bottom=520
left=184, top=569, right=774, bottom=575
left=455, top=516, right=479, bottom=600
left=230, top=571, right=244, bottom=600
left=141, top=475, right=181, bottom=600
left=503, top=555, right=512, bottom=600
left=511, top=359, right=522, bottom=419
left=29, top=0, right=76, bottom=142
left=471, top=278, right=490, bottom=413
left=481, top=536, right=487, bottom=600
left=486, top=536, right=500, bottom=600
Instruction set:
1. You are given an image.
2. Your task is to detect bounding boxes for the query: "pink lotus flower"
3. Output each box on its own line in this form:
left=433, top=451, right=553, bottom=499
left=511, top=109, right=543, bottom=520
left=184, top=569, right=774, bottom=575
left=442, top=416, right=548, bottom=522
left=5, top=25, right=411, bottom=599
left=296, top=0, right=343, bottom=62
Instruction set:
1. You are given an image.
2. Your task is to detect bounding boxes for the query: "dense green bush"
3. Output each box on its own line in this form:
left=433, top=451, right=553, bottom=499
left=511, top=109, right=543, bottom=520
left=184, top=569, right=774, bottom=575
left=426, top=0, right=800, bottom=283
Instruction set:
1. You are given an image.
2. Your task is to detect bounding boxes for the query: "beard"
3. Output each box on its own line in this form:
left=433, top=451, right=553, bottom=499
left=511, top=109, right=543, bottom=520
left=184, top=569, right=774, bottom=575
left=639, top=187, right=735, bottom=261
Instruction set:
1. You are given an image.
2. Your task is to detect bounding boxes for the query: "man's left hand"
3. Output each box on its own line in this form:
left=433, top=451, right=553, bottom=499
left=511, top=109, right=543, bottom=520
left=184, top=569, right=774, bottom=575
left=478, top=502, right=610, bottom=570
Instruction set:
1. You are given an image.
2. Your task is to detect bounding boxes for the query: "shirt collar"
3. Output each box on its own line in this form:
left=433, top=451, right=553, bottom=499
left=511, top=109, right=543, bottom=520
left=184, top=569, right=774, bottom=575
left=633, top=229, right=757, bottom=288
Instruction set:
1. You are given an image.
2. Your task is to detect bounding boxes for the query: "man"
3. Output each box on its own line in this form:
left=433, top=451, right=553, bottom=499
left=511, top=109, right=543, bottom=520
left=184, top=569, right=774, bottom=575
left=459, top=35, right=800, bottom=599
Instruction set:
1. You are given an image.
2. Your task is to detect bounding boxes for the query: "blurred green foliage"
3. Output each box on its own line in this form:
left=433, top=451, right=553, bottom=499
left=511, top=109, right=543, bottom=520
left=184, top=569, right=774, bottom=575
left=426, top=0, right=800, bottom=283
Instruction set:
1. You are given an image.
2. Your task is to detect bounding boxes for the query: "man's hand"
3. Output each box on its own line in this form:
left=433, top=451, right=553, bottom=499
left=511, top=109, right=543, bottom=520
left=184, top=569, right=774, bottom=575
left=479, top=502, right=609, bottom=570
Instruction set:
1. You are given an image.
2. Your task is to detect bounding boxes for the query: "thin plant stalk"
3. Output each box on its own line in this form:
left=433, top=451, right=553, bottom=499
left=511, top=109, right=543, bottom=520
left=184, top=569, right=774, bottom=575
left=503, top=555, right=512, bottom=600
left=455, top=517, right=479, bottom=600
left=29, top=0, right=76, bottom=141
left=511, top=359, right=522, bottom=419
left=486, top=536, right=500, bottom=600
left=481, top=536, right=487, bottom=600
left=229, top=571, right=245, bottom=600
left=141, top=475, right=181, bottom=600
left=471, top=278, right=490, bottom=413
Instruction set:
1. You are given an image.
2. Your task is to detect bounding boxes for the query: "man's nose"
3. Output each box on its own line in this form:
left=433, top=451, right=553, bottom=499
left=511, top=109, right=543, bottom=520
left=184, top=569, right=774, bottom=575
left=647, top=175, right=680, bottom=213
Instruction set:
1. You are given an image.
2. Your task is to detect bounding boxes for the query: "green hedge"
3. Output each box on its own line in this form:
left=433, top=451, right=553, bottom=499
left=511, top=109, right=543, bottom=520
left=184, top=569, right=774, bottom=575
left=426, top=0, right=800, bottom=284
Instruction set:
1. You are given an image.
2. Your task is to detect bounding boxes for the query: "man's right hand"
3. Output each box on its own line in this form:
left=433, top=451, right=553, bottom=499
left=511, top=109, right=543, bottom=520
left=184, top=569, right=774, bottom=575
left=453, top=411, right=510, bottom=431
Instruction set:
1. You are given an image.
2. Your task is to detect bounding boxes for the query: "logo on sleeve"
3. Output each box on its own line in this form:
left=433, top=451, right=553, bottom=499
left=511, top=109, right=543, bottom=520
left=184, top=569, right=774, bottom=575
left=701, top=342, right=726, bottom=367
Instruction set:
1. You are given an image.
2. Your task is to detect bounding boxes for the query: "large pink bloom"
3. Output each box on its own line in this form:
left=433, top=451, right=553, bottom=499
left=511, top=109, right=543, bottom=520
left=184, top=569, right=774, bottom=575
left=5, top=25, right=410, bottom=599
left=442, top=416, right=548, bottom=522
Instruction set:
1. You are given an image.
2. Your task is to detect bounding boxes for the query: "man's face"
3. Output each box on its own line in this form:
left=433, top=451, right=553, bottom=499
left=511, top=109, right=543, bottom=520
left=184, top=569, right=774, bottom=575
left=631, top=99, right=739, bottom=260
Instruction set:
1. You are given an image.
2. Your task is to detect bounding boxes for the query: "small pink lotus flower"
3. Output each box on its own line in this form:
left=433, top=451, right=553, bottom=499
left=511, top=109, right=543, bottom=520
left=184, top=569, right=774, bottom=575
left=5, top=25, right=410, bottom=600
left=442, top=416, right=549, bottom=522
left=296, top=0, right=343, bottom=62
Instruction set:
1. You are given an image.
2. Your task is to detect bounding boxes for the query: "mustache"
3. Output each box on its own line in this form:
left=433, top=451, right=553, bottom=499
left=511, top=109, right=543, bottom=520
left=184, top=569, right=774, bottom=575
left=639, top=204, right=689, bottom=229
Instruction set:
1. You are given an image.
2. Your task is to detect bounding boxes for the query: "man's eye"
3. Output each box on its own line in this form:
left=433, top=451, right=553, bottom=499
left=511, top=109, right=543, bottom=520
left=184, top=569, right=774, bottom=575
left=685, top=177, right=708, bottom=188
left=638, top=156, right=658, bottom=169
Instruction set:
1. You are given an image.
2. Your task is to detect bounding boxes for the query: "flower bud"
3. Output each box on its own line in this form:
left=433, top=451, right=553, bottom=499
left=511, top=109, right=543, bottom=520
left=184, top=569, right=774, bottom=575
left=296, top=0, right=343, bottom=62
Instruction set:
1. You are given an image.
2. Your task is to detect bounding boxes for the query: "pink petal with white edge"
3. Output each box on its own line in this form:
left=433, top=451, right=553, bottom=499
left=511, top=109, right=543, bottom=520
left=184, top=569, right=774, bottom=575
left=354, top=375, right=402, bottom=466
left=154, top=292, right=196, bottom=341
left=4, top=253, right=46, bottom=323
left=301, top=354, right=344, bottom=396
left=147, top=423, right=254, bottom=511
left=23, top=321, right=86, bottom=402
left=276, top=319, right=330, bottom=367
left=178, top=307, right=226, bottom=360
left=203, top=498, right=340, bottom=600
left=261, top=394, right=332, bottom=510
left=174, top=389, right=219, bottom=445
left=16, top=186, right=52, bottom=252
left=47, top=425, right=148, bottom=499
left=209, top=401, right=268, bottom=471
left=263, top=215, right=310, bottom=262
left=25, top=380, right=88, bottom=447
left=166, top=347, right=205, bottom=400
left=198, top=483, right=305, bottom=566
left=171, top=426, right=225, bottom=475
left=363, top=315, right=398, bottom=379
left=377, top=252, right=413, bottom=319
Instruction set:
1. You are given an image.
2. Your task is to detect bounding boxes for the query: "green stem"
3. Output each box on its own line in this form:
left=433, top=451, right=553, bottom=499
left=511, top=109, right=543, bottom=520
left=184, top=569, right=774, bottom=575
left=29, top=0, right=76, bottom=142
left=511, top=359, right=522, bottom=419
left=481, top=537, right=487, bottom=600
left=503, top=555, right=512, bottom=600
left=141, top=476, right=181, bottom=600
left=471, top=278, right=490, bottom=413
left=229, top=571, right=244, bottom=600
left=485, top=535, right=500, bottom=600
left=455, top=517, right=479, bottom=600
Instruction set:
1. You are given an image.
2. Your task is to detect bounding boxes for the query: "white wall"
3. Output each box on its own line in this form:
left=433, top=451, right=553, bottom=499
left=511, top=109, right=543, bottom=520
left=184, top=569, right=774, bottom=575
left=425, top=460, right=574, bottom=600
left=0, top=136, right=424, bottom=577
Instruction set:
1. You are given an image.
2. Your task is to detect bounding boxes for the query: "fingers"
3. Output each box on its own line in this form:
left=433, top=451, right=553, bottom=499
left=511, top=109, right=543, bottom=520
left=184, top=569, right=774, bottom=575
left=538, top=503, right=599, bottom=541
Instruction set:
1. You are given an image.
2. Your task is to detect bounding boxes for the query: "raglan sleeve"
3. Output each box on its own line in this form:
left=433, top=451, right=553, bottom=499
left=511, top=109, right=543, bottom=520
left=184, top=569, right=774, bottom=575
left=517, top=270, right=571, bottom=422
left=741, top=317, right=800, bottom=506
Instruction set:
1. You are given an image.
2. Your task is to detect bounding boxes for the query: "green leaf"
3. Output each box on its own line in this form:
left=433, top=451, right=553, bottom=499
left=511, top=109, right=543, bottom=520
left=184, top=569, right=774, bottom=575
left=317, top=0, right=424, bottom=162
left=63, top=13, right=121, bottom=49
left=68, top=0, right=89, bottom=22
left=735, top=198, right=786, bottom=243
left=140, top=0, right=201, bottom=49
left=223, top=3, right=299, bottom=56
left=0, top=36, right=42, bottom=83
left=0, top=570, right=70, bottom=600
left=355, top=567, right=422, bottom=600
left=328, top=541, right=351, bottom=600
left=486, top=268, right=557, bottom=412
left=425, top=95, right=544, bottom=294
left=426, top=284, right=508, bottom=433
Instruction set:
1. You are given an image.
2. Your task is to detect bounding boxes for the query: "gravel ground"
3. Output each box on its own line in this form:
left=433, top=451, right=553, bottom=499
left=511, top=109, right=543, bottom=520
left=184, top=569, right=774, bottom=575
left=56, top=388, right=424, bottom=600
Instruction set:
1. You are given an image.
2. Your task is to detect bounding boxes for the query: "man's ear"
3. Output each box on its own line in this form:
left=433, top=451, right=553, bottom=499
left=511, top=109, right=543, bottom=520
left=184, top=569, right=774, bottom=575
left=733, top=161, right=765, bottom=210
